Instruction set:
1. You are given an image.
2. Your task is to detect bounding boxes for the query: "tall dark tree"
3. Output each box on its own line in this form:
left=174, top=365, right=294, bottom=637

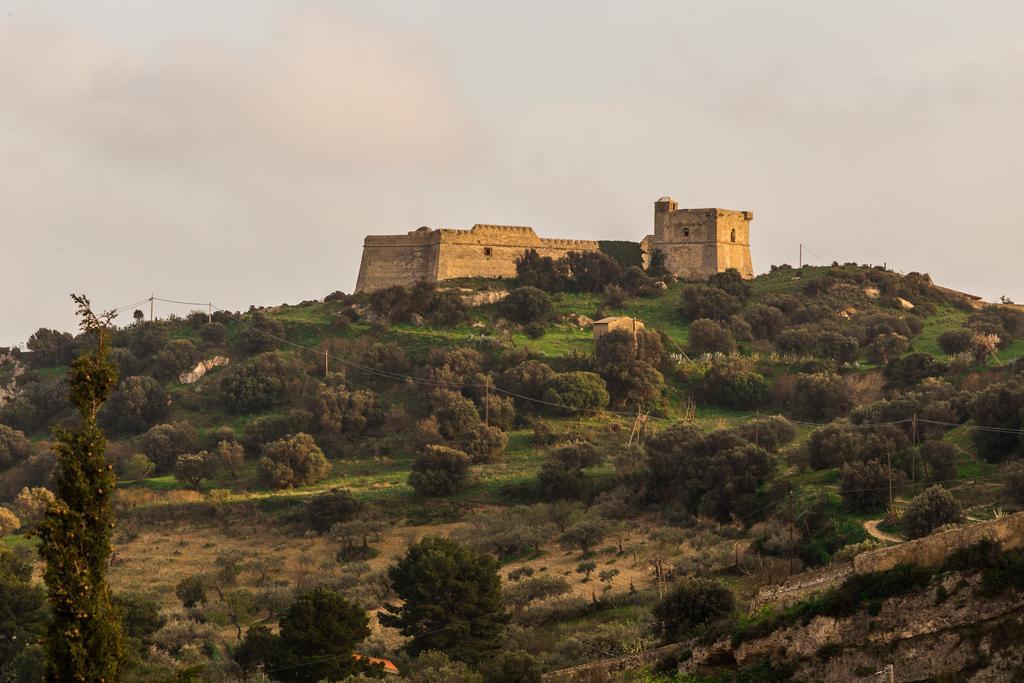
left=380, top=537, right=509, bottom=663
left=275, top=588, right=372, bottom=682
left=37, top=295, right=125, bottom=681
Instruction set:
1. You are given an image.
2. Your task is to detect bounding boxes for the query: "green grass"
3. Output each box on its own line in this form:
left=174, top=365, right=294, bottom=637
left=913, top=305, right=969, bottom=356
left=1, top=533, right=39, bottom=551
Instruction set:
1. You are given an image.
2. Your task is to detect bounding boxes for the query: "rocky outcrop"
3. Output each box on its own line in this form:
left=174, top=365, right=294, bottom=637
left=683, top=572, right=1024, bottom=682
left=179, top=356, right=229, bottom=384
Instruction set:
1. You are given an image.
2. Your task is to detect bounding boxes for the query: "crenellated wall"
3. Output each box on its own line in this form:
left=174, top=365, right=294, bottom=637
left=355, top=224, right=600, bottom=292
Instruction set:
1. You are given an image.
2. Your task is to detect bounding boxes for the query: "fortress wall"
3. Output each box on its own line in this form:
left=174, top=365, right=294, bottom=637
left=434, top=225, right=599, bottom=281
left=355, top=233, right=441, bottom=292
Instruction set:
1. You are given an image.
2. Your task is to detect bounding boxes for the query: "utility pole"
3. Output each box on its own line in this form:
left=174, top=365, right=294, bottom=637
left=911, top=413, right=919, bottom=484
left=208, top=302, right=213, bottom=324
left=484, top=376, right=490, bottom=427
left=324, top=348, right=329, bottom=377
left=886, top=445, right=894, bottom=507
left=799, top=243, right=803, bottom=268
left=150, top=294, right=154, bottom=322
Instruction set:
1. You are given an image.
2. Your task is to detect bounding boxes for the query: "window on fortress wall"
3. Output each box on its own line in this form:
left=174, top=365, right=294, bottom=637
left=683, top=228, right=690, bottom=237
left=483, top=247, right=493, bottom=257
left=731, top=229, right=736, bottom=243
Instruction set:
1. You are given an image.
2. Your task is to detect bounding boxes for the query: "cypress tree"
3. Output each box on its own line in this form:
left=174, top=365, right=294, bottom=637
left=37, top=294, right=125, bottom=681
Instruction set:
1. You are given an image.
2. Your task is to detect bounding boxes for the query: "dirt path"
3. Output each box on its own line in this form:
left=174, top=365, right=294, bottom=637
left=864, top=520, right=902, bottom=544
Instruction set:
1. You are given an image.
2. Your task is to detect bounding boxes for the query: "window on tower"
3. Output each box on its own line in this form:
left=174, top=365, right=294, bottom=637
left=683, top=228, right=690, bottom=237
left=483, top=247, right=493, bottom=256
left=730, top=229, right=737, bottom=243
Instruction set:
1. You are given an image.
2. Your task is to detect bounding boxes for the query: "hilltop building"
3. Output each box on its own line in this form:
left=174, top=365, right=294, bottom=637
left=354, top=197, right=753, bottom=292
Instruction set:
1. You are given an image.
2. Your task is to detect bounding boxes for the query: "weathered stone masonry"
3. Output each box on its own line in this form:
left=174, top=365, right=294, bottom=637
left=354, top=197, right=754, bottom=292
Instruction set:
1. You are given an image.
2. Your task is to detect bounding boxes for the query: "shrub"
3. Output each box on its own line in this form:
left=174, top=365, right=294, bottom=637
left=818, top=332, right=860, bottom=363
left=733, top=416, right=797, bottom=452
left=242, top=409, right=315, bottom=453
left=139, top=422, right=199, bottom=472
left=151, top=339, right=200, bottom=381
left=25, top=328, right=76, bottom=367
left=885, top=353, right=948, bottom=387
left=0, top=506, right=21, bottom=535
left=1003, top=461, right=1024, bottom=506
left=541, top=372, right=609, bottom=415
left=561, top=251, right=624, bottom=293
left=305, top=488, right=365, bottom=534
left=900, top=485, right=963, bottom=539
left=679, top=285, right=741, bottom=321
left=920, top=442, right=958, bottom=483
left=652, top=578, right=735, bottom=642
left=500, top=287, right=553, bottom=324
left=741, top=305, right=787, bottom=341
left=788, top=373, right=853, bottom=421
left=708, top=268, right=751, bottom=300
left=642, top=425, right=776, bottom=522
left=593, top=330, right=666, bottom=407
left=238, top=312, right=285, bottom=353
left=775, top=327, right=817, bottom=355
left=173, top=452, right=212, bottom=488
left=687, top=319, right=737, bottom=355
left=258, top=433, right=330, bottom=489
left=211, top=440, right=246, bottom=479
left=0, top=425, right=33, bottom=471
left=101, top=375, right=170, bottom=434
left=219, top=352, right=305, bottom=414
left=807, top=425, right=863, bottom=470
left=482, top=650, right=542, bottom=683
left=315, top=385, right=382, bottom=453
left=969, top=379, right=1024, bottom=462
left=937, top=330, right=973, bottom=355
left=501, top=361, right=556, bottom=406
left=839, top=459, right=895, bottom=513
left=696, top=359, right=769, bottom=410
left=558, top=517, right=610, bottom=556
left=118, top=453, right=155, bottom=481
left=462, top=424, right=508, bottom=463
left=515, top=249, right=563, bottom=291
left=409, top=445, right=472, bottom=496
left=199, top=322, right=227, bottom=345
left=173, top=576, right=206, bottom=609
left=869, top=333, right=910, bottom=364
left=522, top=322, right=546, bottom=339
left=479, top=394, right=516, bottom=431
left=431, top=389, right=482, bottom=440
left=126, top=323, right=168, bottom=360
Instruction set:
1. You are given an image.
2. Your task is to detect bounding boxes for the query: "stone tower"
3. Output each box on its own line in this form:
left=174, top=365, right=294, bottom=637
left=641, top=197, right=753, bottom=280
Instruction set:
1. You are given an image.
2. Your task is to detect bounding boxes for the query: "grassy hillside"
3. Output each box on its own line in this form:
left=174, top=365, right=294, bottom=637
left=2, top=263, right=1023, bottom=681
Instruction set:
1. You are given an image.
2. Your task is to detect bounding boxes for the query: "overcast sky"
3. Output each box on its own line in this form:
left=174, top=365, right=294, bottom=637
left=1, top=1, right=1022, bottom=345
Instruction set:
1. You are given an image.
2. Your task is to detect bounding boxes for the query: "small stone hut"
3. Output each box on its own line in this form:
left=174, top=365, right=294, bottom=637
left=592, top=316, right=645, bottom=339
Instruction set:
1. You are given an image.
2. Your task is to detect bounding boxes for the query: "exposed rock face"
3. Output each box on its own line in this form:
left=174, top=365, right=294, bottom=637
left=179, top=356, right=229, bottom=384
left=452, top=288, right=508, bottom=307
left=683, top=573, right=1024, bottom=682
left=565, top=313, right=594, bottom=328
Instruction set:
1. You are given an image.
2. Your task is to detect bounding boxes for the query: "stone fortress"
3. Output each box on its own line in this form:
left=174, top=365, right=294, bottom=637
left=354, top=197, right=753, bottom=292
